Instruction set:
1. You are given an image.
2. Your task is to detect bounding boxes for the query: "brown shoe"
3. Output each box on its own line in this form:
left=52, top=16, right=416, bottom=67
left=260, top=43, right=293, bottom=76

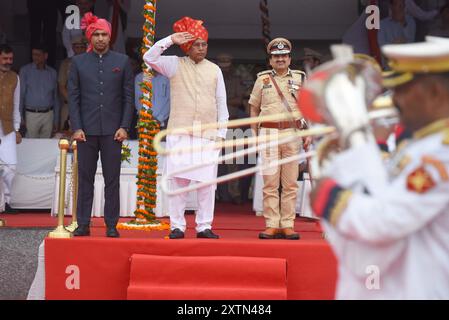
left=282, top=228, right=300, bottom=240
left=259, top=228, right=282, bottom=239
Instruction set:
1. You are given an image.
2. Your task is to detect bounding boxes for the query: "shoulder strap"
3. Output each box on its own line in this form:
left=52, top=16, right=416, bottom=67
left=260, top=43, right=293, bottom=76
left=257, top=70, right=272, bottom=77
left=268, top=73, right=307, bottom=130
left=268, top=73, right=295, bottom=114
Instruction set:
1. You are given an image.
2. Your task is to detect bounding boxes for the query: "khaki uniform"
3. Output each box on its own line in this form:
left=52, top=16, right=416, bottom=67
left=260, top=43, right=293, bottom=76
left=249, top=69, right=305, bottom=228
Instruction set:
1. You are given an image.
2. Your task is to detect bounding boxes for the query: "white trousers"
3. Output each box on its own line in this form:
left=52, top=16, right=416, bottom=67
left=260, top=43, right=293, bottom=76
left=0, top=164, right=16, bottom=204
left=169, top=177, right=216, bottom=233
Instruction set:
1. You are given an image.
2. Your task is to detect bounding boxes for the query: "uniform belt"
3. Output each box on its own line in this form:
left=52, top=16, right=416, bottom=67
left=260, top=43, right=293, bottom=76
left=25, top=107, right=53, bottom=113
left=260, top=120, right=300, bottom=130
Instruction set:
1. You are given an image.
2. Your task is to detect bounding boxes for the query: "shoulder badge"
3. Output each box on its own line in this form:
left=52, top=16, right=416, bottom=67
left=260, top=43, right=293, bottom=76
left=407, top=166, right=436, bottom=194
left=257, top=70, right=272, bottom=78
left=262, top=77, right=270, bottom=85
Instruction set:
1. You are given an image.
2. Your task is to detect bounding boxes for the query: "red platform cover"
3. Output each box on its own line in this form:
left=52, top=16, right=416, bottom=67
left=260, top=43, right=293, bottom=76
left=45, top=238, right=336, bottom=300
left=127, top=254, right=287, bottom=300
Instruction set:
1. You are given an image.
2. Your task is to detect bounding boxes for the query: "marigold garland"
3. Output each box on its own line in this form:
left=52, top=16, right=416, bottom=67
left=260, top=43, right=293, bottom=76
left=118, top=0, right=167, bottom=231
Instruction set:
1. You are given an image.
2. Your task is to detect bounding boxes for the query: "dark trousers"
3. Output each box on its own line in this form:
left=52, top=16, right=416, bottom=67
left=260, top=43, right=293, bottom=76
left=76, top=135, right=122, bottom=227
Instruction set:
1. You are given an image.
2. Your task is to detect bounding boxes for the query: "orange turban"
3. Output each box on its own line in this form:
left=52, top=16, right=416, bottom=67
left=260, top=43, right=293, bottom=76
left=81, top=12, right=112, bottom=52
left=173, top=17, right=209, bottom=54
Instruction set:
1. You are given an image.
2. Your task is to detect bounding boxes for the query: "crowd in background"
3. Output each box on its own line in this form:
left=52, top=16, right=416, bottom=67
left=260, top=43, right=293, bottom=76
left=1, top=0, right=449, bottom=205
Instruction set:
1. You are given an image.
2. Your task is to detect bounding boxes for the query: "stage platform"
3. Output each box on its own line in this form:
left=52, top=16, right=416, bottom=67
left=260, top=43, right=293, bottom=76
left=4, top=204, right=337, bottom=300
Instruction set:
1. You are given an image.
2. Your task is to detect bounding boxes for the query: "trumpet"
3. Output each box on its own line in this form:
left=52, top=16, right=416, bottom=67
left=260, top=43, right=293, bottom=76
left=154, top=97, right=398, bottom=196
left=153, top=103, right=398, bottom=157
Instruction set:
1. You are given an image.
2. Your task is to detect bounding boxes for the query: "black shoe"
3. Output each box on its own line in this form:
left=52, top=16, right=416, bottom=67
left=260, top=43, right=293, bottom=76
left=4, top=203, right=19, bottom=214
left=169, top=228, right=185, bottom=239
left=73, top=224, right=90, bottom=236
left=197, top=229, right=219, bottom=239
left=106, top=226, right=120, bottom=238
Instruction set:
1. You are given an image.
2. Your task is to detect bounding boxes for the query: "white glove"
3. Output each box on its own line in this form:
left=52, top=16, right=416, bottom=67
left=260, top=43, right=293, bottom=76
left=300, top=60, right=382, bottom=149
left=324, top=69, right=371, bottom=148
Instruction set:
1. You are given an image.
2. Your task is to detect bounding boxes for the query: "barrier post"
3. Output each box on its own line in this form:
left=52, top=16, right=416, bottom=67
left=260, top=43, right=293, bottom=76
left=66, top=141, right=78, bottom=232
left=48, top=139, right=72, bottom=238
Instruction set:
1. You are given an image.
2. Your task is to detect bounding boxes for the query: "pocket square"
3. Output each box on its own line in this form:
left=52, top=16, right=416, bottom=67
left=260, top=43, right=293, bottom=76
left=112, top=67, right=121, bottom=73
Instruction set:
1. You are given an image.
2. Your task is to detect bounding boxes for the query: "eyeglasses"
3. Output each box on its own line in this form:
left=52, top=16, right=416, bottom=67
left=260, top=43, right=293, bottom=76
left=192, top=42, right=208, bottom=48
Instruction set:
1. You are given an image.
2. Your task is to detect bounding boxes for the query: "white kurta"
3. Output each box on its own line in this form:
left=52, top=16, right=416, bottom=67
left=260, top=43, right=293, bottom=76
left=144, top=36, right=228, bottom=182
left=322, top=130, right=449, bottom=299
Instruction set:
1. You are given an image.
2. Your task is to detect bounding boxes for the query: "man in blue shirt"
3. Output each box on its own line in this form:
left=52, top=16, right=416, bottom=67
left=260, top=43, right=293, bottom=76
left=19, top=45, right=59, bottom=138
left=134, top=70, right=170, bottom=129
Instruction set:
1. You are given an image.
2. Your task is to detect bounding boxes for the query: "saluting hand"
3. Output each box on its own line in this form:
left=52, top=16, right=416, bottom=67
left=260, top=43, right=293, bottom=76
left=72, top=129, right=86, bottom=142
left=114, top=128, right=128, bottom=142
left=171, top=32, right=195, bottom=46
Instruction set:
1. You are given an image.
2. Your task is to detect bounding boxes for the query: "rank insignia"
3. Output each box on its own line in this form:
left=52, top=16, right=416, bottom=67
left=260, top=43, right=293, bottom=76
left=407, top=167, right=436, bottom=193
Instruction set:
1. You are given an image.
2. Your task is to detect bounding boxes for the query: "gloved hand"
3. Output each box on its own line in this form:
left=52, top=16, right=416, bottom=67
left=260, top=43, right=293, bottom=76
left=299, top=60, right=382, bottom=149
left=324, top=66, right=371, bottom=147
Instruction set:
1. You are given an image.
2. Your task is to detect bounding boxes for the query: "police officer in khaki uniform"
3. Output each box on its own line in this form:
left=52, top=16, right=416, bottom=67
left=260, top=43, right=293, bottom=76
left=249, top=38, right=306, bottom=240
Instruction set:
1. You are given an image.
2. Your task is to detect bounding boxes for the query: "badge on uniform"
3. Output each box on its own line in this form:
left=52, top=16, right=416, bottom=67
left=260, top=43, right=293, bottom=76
left=288, top=80, right=300, bottom=93
left=263, top=77, right=272, bottom=89
left=406, top=166, right=436, bottom=193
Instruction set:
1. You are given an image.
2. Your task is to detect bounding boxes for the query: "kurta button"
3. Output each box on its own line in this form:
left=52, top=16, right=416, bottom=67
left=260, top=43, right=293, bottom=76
left=100, top=92, right=104, bottom=95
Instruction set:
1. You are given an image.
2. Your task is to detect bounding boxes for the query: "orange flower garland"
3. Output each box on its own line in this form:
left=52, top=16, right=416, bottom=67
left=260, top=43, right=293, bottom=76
left=117, top=0, right=169, bottom=232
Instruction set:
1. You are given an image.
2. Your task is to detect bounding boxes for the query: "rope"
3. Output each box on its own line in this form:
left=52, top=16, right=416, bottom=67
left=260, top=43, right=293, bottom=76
left=260, top=0, right=271, bottom=51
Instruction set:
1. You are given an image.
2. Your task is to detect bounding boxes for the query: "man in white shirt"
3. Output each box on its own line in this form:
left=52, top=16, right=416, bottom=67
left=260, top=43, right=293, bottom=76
left=0, top=44, right=22, bottom=214
left=144, top=17, right=229, bottom=239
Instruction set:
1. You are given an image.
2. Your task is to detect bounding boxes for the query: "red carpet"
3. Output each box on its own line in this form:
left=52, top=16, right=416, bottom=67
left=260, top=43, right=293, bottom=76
left=3, top=203, right=337, bottom=299
left=127, top=254, right=288, bottom=300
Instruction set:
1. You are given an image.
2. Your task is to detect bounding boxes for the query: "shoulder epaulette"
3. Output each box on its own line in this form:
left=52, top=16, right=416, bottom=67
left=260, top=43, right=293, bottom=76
left=257, top=70, right=272, bottom=77
left=291, top=70, right=307, bottom=81
left=291, top=70, right=306, bottom=76
left=443, top=128, right=449, bottom=145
